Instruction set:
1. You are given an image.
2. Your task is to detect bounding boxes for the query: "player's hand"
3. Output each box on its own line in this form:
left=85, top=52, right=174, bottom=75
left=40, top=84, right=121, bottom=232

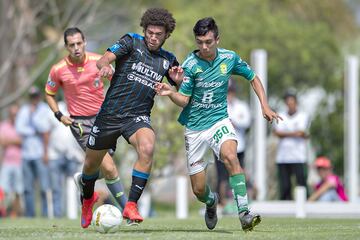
left=60, top=115, right=74, bottom=126
left=155, top=82, right=175, bottom=96
left=262, top=107, right=283, bottom=124
left=168, top=66, right=184, bottom=86
left=98, top=65, right=113, bottom=79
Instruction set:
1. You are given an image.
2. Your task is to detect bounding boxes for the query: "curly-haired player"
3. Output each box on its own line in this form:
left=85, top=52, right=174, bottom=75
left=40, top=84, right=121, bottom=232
left=79, top=8, right=183, bottom=227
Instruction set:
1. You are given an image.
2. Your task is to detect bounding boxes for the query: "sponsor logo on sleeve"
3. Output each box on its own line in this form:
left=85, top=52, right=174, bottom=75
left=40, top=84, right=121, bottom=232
left=109, top=43, right=120, bottom=52
left=47, top=77, right=56, bottom=88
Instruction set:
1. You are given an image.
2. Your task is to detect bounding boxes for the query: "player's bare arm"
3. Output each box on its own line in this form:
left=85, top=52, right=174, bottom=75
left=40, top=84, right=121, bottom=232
left=45, top=93, right=73, bottom=126
left=97, top=51, right=116, bottom=79
left=308, top=180, right=336, bottom=201
left=273, top=130, right=308, bottom=138
left=250, top=76, right=282, bottom=123
left=155, top=82, right=189, bottom=107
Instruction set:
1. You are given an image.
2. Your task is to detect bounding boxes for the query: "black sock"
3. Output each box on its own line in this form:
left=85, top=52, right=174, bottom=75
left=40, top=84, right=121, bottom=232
left=128, top=169, right=149, bottom=203
left=82, top=172, right=99, bottom=199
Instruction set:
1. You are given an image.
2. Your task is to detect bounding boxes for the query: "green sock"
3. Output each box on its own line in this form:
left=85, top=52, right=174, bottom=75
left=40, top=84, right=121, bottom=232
left=229, top=174, right=248, bottom=213
left=196, top=184, right=215, bottom=206
left=105, top=177, right=127, bottom=211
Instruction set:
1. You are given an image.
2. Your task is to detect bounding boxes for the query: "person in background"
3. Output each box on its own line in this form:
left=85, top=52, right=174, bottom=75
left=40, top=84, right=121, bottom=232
left=0, top=104, right=23, bottom=217
left=273, top=90, right=310, bottom=200
left=308, top=156, right=348, bottom=202
left=48, top=101, right=82, bottom=217
left=0, top=187, right=6, bottom=217
left=15, top=86, right=51, bottom=217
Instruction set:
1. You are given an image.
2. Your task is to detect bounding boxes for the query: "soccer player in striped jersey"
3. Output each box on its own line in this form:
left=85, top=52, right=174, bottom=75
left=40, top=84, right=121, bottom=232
left=79, top=8, right=183, bottom=227
left=45, top=28, right=127, bottom=227
left=156, top=17, right=282, bottom=231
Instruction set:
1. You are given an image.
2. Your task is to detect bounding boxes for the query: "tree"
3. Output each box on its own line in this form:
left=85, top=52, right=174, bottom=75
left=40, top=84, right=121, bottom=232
left=0, top=0, right=135, bottom=109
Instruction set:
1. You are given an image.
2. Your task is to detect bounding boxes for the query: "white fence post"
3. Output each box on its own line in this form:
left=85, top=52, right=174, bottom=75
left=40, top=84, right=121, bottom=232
left=176, top=176, right=188, bottom=219
left=66, top=177, right=78, bottom=219
left=344, top=56, right=359, bottom=203
left=251, top=49, right=268, bottom=201
left=295, top=186, right=306, bottom=218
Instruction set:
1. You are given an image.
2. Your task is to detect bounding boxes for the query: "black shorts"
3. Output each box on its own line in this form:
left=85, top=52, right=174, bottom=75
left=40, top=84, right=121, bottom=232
left=86, top=115, right=153, bottom=150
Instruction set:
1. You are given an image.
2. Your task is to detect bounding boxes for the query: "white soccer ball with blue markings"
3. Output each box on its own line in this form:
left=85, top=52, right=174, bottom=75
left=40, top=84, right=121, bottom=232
left=91, top=204, right=122, bottom=233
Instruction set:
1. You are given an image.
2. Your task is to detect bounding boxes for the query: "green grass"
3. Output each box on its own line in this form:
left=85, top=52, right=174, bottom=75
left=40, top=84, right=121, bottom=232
left=1, top=217, right=359, bottom=240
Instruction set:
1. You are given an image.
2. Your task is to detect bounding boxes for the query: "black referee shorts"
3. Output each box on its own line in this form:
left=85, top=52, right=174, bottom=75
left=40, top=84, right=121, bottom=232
left=69, top=115, right=96, bottom=151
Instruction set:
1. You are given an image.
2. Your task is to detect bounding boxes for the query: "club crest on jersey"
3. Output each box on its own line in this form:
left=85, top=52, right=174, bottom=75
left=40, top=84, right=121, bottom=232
left=163, top=59, right=169, bottom=70
left=220, top=63, right=227, bottom=75
left=93, top=78, right=100, bottom=88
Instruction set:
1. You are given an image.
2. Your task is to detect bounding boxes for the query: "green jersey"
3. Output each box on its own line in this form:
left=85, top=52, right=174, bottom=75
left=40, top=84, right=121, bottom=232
left=178, top=48, right=255, bottom=130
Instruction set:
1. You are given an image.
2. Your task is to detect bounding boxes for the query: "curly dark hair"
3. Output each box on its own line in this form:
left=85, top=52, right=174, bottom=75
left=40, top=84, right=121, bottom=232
left=140, top=8, right=176, bottom=34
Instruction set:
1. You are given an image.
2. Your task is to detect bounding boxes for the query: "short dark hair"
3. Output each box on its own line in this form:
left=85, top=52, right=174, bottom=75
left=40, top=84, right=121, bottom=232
left=193, top=17, right=219, bottom=38
left=283, top=88, right=297, bottom=101
left=140, top=8, right=176, bottom=34
left=64, top=27, right=85, bottom=45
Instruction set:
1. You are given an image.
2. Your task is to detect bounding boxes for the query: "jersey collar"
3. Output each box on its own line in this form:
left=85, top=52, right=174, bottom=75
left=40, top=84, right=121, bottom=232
left=65, top=52, right=88, bottom=66
left=193, top=48, right=219, bottom=65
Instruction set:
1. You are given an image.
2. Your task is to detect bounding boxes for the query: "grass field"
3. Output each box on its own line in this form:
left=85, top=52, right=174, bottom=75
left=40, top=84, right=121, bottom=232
left=1, top=216, right=359, bottom=240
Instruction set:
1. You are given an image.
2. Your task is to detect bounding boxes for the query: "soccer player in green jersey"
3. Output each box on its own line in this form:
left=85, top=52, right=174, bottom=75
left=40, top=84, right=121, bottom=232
left=156, top=17, right=282, bottom=231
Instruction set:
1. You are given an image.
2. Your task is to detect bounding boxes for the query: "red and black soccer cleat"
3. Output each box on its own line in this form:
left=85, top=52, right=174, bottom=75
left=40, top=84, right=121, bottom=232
left=123, top=201, right=143, bottom=225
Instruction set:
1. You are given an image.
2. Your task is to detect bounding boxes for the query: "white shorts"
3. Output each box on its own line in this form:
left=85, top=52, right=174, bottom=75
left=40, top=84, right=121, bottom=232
left=184, top=118, right=237, bottom=175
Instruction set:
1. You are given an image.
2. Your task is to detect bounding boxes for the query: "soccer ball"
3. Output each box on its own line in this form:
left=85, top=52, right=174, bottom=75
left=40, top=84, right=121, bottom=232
left=91, top=204, right=122, bottom=233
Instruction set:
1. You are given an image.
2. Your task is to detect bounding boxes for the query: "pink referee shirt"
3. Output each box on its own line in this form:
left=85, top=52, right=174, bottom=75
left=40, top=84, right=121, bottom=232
left=45, top=52, right=108, bottom=116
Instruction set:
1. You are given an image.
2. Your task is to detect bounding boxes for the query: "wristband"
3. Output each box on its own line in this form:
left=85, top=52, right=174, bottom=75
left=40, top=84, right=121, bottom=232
left=54, top=111, right=63, bottom=121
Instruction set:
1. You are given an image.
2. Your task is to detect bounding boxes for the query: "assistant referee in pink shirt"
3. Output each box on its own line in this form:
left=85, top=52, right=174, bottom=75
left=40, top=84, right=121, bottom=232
left=45, top=28, right=127, bottom=219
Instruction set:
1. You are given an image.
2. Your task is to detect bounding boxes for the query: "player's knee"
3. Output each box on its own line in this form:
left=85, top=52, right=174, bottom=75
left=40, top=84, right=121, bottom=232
left=138, top=142, right=155, bottom=159
left=192, top=186, right=205, bottom=198
left=101, top=163, right=118, bottom=179
left=223, top=154, right=243, bottom=175
left=223, top=153, right=238, bottom=167
left=83, top=156, right=99, bottom=172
